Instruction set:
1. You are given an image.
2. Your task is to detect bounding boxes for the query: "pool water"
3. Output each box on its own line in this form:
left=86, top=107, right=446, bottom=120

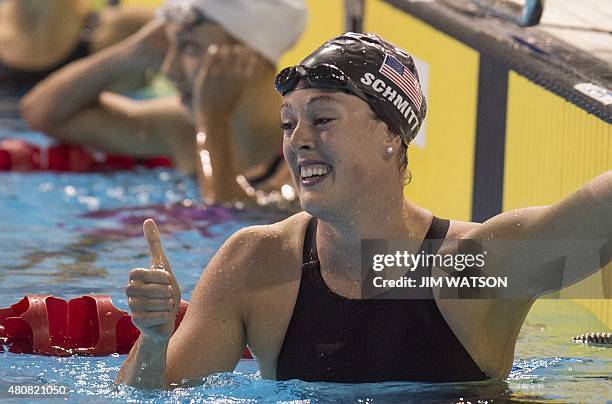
left=1, top=98, right=610, bottom=402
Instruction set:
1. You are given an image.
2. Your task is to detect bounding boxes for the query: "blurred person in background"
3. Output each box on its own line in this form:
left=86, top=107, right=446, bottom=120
left=0, top=0, right=153, bottom=92
left=20, top=0, right=308, bottom=207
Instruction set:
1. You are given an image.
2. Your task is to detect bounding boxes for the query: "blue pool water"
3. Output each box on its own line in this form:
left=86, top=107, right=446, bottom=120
left=1, top=98, right=610, bottom=402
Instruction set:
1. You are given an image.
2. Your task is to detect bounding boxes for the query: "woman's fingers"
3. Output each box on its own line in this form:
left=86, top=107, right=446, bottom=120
left=121, top=219, right=182, bottom=339
left=125, top=280, right=173, bottom=299
left=128, top=297, right=174, bottom=312
left=143, top=219, right=174, bottom=276
left=129, top=268, right=172, bottom=285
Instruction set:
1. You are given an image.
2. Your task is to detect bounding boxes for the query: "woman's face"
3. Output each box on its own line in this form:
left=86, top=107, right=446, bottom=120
left=162, top=20, right=234, bottom=107
left=281, top=88, right=399, bottom=218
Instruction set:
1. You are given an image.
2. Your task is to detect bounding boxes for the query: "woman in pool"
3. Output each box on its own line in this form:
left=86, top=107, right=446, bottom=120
left=20, top=0, right=307, bottom=205
left=0, top=0, right=152, bottom=92
left=116, top=33, right=611, bottom=388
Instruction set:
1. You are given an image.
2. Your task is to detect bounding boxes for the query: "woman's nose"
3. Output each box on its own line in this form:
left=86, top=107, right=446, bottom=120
left=288, top=121, right=317, bottom=154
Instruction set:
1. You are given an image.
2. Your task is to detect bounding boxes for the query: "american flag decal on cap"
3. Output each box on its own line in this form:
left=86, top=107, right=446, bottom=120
left=379, top=54, right=422, bottom=110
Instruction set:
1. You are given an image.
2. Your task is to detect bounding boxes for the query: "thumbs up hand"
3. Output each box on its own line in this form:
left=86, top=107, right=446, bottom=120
left=125, top=219, right=182, bottom=341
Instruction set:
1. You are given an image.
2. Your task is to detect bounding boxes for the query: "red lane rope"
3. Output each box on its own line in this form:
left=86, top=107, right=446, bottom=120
left=0, top=295, right=253, bottom=359
left=0, top=139, right=172, bottom=172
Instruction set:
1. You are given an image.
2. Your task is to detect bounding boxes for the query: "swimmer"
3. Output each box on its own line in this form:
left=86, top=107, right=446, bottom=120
left=0, top=0, right=153, bottom=91
left=116, top=33, right=612, bottom=388
left=20, top=0, right=307, bottom=206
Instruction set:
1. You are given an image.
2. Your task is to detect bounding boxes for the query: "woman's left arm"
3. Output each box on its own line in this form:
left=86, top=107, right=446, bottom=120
left=466, top=170, right=611, bottom=298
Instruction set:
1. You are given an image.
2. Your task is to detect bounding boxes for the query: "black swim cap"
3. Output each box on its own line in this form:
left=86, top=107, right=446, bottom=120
left=275, top=32, right=426, bottom=145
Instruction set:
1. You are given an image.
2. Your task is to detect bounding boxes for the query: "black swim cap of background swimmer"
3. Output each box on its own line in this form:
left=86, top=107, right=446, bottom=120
left=276, top=32, right=427, bottom=145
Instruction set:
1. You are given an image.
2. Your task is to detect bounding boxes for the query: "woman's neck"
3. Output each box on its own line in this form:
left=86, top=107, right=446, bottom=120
left=316, top=198, right=432, bottom=278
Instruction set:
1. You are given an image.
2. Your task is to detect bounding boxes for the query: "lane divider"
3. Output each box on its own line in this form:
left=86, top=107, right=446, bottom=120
left=0, top=295, right=254, bottom=358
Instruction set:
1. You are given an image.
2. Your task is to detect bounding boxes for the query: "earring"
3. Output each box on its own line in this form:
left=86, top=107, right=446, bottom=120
left=385, top=146, right=394, bottom=155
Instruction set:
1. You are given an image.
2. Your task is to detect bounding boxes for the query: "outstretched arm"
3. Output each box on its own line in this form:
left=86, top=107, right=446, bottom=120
left=466, top=171, right=612, bottom=298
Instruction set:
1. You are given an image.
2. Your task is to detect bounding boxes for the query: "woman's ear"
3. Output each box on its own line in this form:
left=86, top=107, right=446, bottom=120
left=374, top=120, right=401, bottom=159
left=382, top=127, right=402, bottom=151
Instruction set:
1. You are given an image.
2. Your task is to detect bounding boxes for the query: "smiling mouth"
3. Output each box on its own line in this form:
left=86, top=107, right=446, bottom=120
left=300, top=163, right=332, bottom=186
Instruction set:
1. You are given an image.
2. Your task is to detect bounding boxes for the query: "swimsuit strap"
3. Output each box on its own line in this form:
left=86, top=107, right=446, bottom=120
left=246, top=152, right=284, bottom=187
left=302, top=215, right=319, bottom=268
left=421, top=216, right=450, bottom=254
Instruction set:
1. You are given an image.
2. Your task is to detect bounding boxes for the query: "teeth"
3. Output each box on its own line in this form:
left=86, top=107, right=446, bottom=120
left=300, top=164, right=330, bottom=178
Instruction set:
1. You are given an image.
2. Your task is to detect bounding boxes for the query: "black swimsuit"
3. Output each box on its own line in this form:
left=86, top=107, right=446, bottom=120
left=276, top=216, right=489, bottom=383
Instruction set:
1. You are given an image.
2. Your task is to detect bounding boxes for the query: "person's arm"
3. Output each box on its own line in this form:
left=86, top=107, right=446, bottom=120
left=191, top=45, right=262, bottom=203
left=19, top=21, right=199, bottom=173
left=20, top=19, right=166, bottom=131
left=116, top=219, right=251, bottom=389
left=53, top=94, right=197, bottom=174
left=93, top=6, right=155, bottom=52
left=464, top=171, right=612, bottom=298
left=115, top=219, right=182, bottom=389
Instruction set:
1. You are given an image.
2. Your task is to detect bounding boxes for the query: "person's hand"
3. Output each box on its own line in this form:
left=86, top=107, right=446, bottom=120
left=126, top=219, right=181, bottom=342
left=125, top=19, right=169, bottom=66
left=193, top=44, right=265, bottom=117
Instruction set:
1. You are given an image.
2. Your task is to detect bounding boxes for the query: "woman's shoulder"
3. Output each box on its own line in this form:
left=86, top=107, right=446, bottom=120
left=213, top=212, right=309, bottom=287
left=224, top=211, right=311, bottom=257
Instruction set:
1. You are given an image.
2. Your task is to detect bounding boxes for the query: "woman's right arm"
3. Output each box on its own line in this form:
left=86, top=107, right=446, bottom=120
left=115, top=219, right=182, bottom=389
left=116, top=219, right=251, bottom=389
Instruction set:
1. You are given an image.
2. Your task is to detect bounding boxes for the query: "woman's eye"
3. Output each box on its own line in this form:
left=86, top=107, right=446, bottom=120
left=280, top=122, right=295, bottom=132
left=313, top=118, right=334, bottom=126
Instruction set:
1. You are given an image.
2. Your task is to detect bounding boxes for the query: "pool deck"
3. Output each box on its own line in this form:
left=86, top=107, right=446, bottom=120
left=526, top=0, right=611, bottom=66
left=462, top=0, right=612, bottom=66
left=385, top=0, right=612, bottom=120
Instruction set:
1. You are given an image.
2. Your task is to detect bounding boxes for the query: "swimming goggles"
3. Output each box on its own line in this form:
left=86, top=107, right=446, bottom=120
left=275, top=64, right=383, bottom=103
